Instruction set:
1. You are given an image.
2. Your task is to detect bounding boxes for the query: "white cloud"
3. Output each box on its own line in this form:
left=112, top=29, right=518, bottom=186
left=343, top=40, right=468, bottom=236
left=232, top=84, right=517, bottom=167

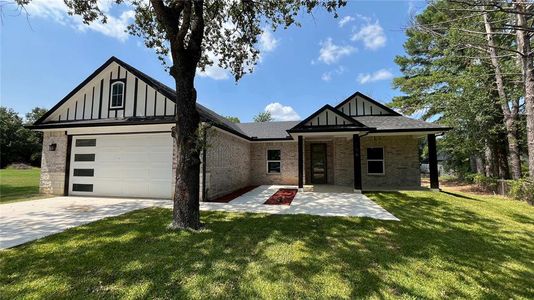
left=197, top=52, right=230, bottom=80
left=351, top=19, right=387, bottom=50
left=338, top=16, right=355, bottom=28
left=317, top=38, right=356, bottom=65
left=265, top=102, right=301, bottom=121
left=24, top=0, right=134, bottom=42
left=357, top=69, right=394, bottom=84
left=321, top=66, right=346, bottom=82
left=258, top=28, right=278, bottom=52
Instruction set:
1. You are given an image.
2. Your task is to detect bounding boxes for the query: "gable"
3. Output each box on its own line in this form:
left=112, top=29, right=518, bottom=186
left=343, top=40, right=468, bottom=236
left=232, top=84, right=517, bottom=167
left=335, top=92, right=400, bottom=117
left=304, top=106, right=354, bottom=127
left=37, top=58, right=177, bottom=124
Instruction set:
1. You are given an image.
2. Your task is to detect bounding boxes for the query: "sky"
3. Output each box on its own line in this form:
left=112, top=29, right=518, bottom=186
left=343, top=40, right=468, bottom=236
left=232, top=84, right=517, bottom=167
left=1, top=0, right=426, bottom=122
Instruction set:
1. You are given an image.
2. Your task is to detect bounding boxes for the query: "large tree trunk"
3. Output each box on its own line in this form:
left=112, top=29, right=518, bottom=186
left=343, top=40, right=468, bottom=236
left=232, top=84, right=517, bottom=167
left=170, top=63, right=202, bottom=230
left=482, top=10, right=522, bottom=179
left=515, top=2, right=534, bottom=178
left=150, top=0, right=205, bottom=229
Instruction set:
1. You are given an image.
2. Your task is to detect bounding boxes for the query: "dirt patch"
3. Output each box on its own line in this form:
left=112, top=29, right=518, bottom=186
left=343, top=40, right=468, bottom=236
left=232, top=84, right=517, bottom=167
left=264, top=189, right=298, bottom=205
left=210, top=186, right=259, bottom=203
left=421, top=177, right=503, bottom=196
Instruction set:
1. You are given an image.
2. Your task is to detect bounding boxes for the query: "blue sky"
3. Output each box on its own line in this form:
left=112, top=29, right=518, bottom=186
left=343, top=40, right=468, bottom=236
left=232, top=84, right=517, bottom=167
left=2, top=0, right=425, bottom=122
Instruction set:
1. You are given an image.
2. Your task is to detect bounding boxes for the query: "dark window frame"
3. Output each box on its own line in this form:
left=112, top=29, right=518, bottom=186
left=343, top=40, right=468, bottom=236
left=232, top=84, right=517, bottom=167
left=72, top=184, right=93, bottom=192
left=109, top=79, right=126, bottom=110
left=74, top=153, right=95, bottom=162
left=367, top=147, right=385, bottom=175
left=267, top=149, right=281, bottom=174
left=75, top=139, right=96, bottom=147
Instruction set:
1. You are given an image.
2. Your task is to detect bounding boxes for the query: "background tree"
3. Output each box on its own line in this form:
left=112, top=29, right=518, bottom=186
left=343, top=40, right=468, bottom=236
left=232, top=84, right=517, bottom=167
left=16, top=0, right=346, bottom=229
left=253, top=111, right=273, bottom=122
left=0, top=107, right=46, bottom=168
left=225, top=116, right=240, bottom=123
left=393, top=0, right=530, bottom=179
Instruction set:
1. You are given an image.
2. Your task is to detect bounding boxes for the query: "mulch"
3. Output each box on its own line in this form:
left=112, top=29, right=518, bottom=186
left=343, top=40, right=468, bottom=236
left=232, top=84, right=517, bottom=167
left=264, top=188, right=298, bottom=205
left=209, top=185, right=259, bottom=203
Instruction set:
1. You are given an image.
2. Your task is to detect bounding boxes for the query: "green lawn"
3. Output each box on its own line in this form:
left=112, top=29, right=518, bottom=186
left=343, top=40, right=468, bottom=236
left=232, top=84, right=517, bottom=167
left=0, top=168, right=47, bottom=203
left=1, top=191, right=533, bottom=299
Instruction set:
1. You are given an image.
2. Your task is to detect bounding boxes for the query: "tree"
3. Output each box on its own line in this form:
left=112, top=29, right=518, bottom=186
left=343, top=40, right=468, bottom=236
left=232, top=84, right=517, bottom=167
left=393, top=0, right=530, bottom=179
left=253, top=111, right=273, bottom=122
left=25, top=107, right=48, bottom=165
left=0, top=107, right=45, bottom=168
left=225, top=116, right=240, bottom=123
left=16, top=0, right=346, bottom=229
left=25, top=107, right=48, bottom=124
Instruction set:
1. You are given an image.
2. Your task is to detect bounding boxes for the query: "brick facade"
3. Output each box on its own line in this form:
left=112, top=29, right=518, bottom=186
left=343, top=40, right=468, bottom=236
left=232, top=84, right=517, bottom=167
left=39, top=131, right=68, bottom=195
left=204, top=129, right=251, bottom=200
left=249, top=141, right=298, bottom=186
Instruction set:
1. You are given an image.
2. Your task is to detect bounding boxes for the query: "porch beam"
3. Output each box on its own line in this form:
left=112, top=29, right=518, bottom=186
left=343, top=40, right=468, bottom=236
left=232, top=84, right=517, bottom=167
left=353, top=134, right=362, bottom=192
left=428, top=133, right=440, bottom=190
left=298, top=135, right=304, bottom=189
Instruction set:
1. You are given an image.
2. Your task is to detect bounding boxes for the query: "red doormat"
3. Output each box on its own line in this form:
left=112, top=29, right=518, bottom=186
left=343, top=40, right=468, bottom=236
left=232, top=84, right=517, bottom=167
left=264, top=189, right=298, bottom=205
left=210, top=185, right=259, bottom=203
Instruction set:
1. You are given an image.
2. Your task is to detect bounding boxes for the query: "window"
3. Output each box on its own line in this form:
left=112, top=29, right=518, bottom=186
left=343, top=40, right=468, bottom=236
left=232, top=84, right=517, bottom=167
left=75, top=139, right=96, bottom=147
left=72, top=184, right=93, bottom=192
left=110, top=81, right=125, bottom=108
left=73, top=169, right=94, bottom=177
left=367, top=147, right=384, bottom=175
left=74, top=154, right=95, bottom=162
left=267, top=149, right=281, bottom=173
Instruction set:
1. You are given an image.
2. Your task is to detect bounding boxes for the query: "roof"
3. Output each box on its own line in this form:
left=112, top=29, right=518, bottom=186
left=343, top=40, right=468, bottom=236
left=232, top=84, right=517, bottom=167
left=31, top=56, right=450, bottom=140
left=236, top=121, right=299, bottom=140
left=354, top=116, right=451, bottom=132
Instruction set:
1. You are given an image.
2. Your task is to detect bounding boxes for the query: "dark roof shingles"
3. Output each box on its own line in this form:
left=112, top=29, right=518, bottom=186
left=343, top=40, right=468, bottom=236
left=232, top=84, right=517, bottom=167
left=236, top=121, right=299, bottom=139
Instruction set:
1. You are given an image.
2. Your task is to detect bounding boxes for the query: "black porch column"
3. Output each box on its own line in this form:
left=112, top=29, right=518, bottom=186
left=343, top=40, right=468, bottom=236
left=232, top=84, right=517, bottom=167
left=298, top=135, right=304, bottom=189
left=353, top=134, right=362, bottom=191
left=428, top=133, right=440, bottom=190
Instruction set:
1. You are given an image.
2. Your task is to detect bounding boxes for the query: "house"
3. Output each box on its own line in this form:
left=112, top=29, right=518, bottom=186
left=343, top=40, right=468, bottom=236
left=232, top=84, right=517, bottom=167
left=30, top=57, right=450, bottom=200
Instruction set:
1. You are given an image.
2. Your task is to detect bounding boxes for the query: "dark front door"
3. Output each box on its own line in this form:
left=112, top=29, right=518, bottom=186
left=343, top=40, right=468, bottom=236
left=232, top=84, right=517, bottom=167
left=311, top=143, right=327, bottom=184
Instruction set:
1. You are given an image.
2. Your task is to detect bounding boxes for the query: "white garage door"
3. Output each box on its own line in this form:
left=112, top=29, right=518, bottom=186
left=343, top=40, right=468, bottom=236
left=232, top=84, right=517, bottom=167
left=69, top=133, right=173, bottom=199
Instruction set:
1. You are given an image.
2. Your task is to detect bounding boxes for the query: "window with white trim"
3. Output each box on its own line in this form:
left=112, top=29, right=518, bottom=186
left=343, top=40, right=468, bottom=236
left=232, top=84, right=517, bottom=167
left=110, top=81, right=125, bottom=108
left=367, top=147, right=384, bottom=175
left=267, top=149, right=281, bottom=173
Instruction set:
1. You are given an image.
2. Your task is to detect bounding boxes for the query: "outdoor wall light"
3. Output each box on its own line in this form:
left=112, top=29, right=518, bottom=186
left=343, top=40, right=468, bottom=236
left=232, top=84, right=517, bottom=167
left=49, top=143, right=57, bottom=151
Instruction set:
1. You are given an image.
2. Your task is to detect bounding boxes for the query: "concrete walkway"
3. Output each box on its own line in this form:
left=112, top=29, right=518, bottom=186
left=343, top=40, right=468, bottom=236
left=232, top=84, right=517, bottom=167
left=201, top=185, right=399, bottom=220
left=0, top=185, right=397, bottom=249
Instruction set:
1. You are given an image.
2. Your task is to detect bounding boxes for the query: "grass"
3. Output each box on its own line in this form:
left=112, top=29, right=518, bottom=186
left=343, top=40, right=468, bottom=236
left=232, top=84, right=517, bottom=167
left=0, top=168, right=47, bottom=203
left=1, top=191, right=533, bottom=299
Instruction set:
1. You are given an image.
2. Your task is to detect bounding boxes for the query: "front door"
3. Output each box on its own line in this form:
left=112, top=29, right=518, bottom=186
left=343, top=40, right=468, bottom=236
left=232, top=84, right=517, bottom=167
left=311, top=143, right=327, bottom=184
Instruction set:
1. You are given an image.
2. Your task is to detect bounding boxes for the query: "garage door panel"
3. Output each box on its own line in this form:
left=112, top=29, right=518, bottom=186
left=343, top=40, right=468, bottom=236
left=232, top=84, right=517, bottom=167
left=69, top=133, right=173, bottom=199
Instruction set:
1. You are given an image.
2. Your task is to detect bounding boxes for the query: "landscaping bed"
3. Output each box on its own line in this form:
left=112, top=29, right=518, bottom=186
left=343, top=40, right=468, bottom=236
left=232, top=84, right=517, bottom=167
left=209, top=185, right=259, bottom=203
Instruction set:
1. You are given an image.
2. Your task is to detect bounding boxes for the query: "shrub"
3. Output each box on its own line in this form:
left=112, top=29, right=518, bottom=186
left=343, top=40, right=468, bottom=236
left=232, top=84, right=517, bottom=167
left=473, top=174, right=498, bottom=192
left=509, top=178, right=534, bottom=204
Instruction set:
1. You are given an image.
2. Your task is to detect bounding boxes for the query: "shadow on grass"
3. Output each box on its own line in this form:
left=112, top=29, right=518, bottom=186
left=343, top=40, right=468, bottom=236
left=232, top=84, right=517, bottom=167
left=1, top=191, right=533, bottom=299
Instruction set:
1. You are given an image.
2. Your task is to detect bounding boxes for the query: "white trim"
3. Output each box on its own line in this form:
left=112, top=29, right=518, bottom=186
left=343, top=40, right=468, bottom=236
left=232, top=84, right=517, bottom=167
left=110, top=81, right=125, bottom=109
left=266, top=149, right=281, bottom=174
left=366, top=147, right=385, bottom=176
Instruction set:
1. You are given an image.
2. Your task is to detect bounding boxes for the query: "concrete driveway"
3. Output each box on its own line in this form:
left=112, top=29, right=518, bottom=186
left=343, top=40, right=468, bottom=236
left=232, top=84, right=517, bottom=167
left=1, top=186, right=397, bottom=249
left=0, top=197, right=171, bottom=249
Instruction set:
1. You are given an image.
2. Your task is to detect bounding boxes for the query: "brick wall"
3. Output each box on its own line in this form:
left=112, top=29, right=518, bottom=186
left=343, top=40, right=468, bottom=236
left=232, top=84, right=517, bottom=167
left=204, top=129, right=251, bottom=200
left=40, top=131, right=68, bottom=195
left=361, top=136, right=421, bottom=189
left=249, top=141, right=298, bottom=185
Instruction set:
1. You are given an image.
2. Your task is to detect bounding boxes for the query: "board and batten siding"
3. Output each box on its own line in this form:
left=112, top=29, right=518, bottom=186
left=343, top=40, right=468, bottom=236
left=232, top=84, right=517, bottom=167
left=44, top=61, right=176, bottom=123
left=305, top=108, right=351, bottom=127
left=337, top=94, right=390, bottom=116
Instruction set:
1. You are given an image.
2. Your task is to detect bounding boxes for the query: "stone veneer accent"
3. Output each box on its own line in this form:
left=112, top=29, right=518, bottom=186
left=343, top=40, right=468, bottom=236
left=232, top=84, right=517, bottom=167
left=249, top=141, right=298, bottom=186
left=40, top=131, right=68, bottom=195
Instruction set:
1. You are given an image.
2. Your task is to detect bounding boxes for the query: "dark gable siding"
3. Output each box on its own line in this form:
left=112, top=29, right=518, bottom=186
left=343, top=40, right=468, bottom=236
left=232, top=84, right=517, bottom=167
left=41, top=61, right=177, bottom=124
